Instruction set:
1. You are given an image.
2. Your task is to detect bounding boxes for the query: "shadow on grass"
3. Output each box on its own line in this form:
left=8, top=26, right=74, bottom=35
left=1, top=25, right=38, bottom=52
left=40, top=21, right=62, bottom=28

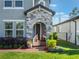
left=48, top=49, right=79, bottom=55
left=57, top=40, right=79, bottom=49
left=48, top=40, right=79, bottom=55
left=63, top=49, right=79, bottom=55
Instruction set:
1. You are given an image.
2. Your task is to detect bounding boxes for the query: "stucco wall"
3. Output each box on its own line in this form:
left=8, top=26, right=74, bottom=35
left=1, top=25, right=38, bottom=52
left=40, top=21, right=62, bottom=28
left=58, top=32, right=66, bottom=40
left=53, top=20, right=79, bottom=45
left=69, top=21, right=75, bottom=43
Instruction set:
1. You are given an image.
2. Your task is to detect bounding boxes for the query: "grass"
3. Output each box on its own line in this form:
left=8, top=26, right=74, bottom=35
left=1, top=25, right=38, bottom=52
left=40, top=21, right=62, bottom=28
left=0, top=51, right=79, bottom=59
left=56, top=40, right=79, bottom=56
left=57, top=40, right=79, bottom=50
left=0, top=40, right=79, bottom=59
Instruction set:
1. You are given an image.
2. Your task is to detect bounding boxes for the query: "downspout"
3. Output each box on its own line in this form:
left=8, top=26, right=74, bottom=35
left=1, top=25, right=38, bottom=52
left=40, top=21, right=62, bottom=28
left=73, top=21, right=77, bottom=45
left=69, top=22, right=71, bottom=42
left=66, top=33, right=68, bottom=42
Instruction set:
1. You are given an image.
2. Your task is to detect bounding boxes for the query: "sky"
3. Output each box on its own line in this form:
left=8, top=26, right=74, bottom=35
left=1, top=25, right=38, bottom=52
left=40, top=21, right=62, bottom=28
left=49, top=0, right=79, bottom=25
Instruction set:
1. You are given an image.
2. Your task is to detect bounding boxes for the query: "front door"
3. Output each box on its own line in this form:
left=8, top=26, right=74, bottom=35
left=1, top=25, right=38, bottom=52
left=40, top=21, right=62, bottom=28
left=33, top=22, right=46, bottom=46
left=36, top=23, right=40, bottom=40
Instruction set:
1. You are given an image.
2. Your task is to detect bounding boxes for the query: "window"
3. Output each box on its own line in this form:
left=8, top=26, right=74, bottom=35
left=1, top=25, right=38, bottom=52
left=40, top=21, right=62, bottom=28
left=5, top=30, right=12, bottom=37
left=33, top=0, right=45, bottom=6
left=16, top=22, right=23, bottom=29
left=15, top=1, right=23, bottom=7
left=4, top=0, right=24, bottom=9
left=16, top=30, right=23, bottom=37
left=5, top=0, right=12, bottom=7
left=4, top=20, right=25, bottom=37
left=5, top=22, right=13, bottom=37
left=40, top=2, right=44, bottom=5
left=5, top=22, right=13, bottom=29
left=16, top=22, right=24, bottom=37
left=38, top=0, right=45, bottom=6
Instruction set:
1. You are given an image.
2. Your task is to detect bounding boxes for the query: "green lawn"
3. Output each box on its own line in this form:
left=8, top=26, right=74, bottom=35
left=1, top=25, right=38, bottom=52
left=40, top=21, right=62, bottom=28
left=57, top=40, right=79, bottom=49
left=0, top=40, right=79, bottom=59
left=0, top=51, right=79, bottom=59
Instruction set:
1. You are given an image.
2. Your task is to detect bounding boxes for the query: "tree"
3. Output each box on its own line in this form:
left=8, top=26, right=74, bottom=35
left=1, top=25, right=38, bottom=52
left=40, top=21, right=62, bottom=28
left=69, top=7, right=79, bottom=17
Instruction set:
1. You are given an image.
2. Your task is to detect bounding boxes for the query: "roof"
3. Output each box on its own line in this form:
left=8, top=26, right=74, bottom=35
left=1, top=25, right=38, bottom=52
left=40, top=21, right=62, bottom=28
left=53, top=16, right=79, bottom=26
left=24, top=4, right=55, bottom=15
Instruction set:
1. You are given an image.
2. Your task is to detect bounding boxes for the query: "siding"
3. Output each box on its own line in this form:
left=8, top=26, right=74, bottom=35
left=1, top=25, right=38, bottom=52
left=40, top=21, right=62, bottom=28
left=0, top=0, right=50, bottom=37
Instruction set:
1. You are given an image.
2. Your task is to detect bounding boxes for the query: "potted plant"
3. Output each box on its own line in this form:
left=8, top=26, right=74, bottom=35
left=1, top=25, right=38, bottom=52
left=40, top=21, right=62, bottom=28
left=27, top=39, right=33, bottom=48
left=47, top=39, right=57, bottom=51
left=46, top=32, right=57, bottom=51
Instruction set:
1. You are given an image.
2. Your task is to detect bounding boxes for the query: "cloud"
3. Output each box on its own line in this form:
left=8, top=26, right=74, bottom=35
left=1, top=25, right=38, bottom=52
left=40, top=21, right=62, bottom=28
left=63, top=14, right=69, bottom=16
left=61, top=15, right=70, bottom=21
left=53, top=13, right=70, bottom=24
left=56, top=12, right=65, bottom=15
left=50, top=4, right=57, bottom=7
left=53, top=17, right=60, bottom=24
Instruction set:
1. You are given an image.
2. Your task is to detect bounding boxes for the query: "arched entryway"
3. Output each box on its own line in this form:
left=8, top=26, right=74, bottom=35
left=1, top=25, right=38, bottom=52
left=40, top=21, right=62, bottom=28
left=33, top=22, right=46, bottom=46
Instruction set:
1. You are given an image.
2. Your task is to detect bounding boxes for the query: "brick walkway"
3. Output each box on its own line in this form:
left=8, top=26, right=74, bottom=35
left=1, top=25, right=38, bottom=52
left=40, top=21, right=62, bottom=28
left=0, top=46, right=47, bottom=52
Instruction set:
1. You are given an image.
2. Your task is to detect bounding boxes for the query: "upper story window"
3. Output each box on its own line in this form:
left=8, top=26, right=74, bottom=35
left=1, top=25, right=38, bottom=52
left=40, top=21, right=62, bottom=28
left=40, top=2, right=45, bottom=5
left=33, top=0, right=45, bottom=6
left=38, top=0, right=45, bottom=6
left=4, top=0, right=24, bottom=9
left=5, top=0, right=12, bottom=7
left=15, top=0, right=23, bottom=7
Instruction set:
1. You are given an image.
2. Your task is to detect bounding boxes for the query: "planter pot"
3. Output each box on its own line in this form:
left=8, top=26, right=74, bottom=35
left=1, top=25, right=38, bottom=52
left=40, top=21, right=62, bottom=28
left=28, top=44, right=32, bottom=48
left=48, top=48, right=55, bottom=52
left=48, top=47, right=64, bottom=52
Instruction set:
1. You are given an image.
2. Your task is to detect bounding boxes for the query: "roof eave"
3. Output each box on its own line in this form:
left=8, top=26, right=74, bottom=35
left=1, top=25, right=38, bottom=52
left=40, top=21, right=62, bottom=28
left=24, top=4, right=55, bottom=16
left=53, top=16, right=79, bottom=26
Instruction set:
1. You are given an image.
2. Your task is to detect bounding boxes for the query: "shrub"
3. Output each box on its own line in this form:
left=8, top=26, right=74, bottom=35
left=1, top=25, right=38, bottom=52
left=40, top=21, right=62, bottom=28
left=48, top=32, right=58, bottom=40
left=49, top=33, right=53, bottom=40
left=47, top=40, right=57, bottom=48
left=53, top=32, right=58, bottom=40
left=0, top=45, right=2, bottom=48
left=14, top=44, right=18, bottom=49
left=0, top=38, right=28, bottom=49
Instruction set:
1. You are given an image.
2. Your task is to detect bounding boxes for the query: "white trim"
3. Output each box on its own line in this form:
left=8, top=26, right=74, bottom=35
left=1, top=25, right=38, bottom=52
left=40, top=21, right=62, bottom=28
left=27, top=8, right=39, bottom=15
left=41, top=8, right=52, bottom=15
left=3, top=7, right=24, bottom=9
left=5, top=29, right=13, bottom=30
left=33, top=0, right=35, bottom=7
left=40, top=23, right=41, bottom=40
left=35, top=24, right=36, bottom=35
left=27, top=8, right=52, bottom=16
left=3, top=20, right=25, bottom=22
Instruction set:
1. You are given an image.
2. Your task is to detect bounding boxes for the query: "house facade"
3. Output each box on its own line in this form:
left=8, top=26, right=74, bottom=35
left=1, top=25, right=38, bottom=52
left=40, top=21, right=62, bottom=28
left=53, top=16, right=79, bottom=45
left=0, top=0, right=55, bottom=42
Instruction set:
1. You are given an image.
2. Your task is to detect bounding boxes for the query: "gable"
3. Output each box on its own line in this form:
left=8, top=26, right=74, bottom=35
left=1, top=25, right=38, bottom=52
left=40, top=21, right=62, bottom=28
left=24, top=4, right=55, bottom=16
